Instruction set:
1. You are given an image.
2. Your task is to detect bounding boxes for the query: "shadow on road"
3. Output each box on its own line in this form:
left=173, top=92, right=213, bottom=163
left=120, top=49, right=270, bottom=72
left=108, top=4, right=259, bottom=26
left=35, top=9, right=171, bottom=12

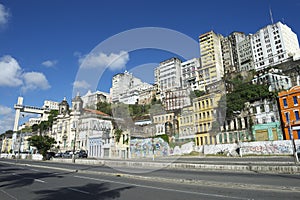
left=0, top=170, right=71, bottom=189
left=34, top=183, right=134, bottom=200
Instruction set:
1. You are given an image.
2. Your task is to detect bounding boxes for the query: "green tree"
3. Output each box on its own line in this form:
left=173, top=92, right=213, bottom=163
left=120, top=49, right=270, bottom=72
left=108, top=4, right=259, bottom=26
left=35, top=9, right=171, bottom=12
left=5, top=130, right=13, bottom=135
left=27, top=135, right=56, bottom=159
left=114, top=129, right=123, bottom=143
left=97, top=101, right=112, bottom=115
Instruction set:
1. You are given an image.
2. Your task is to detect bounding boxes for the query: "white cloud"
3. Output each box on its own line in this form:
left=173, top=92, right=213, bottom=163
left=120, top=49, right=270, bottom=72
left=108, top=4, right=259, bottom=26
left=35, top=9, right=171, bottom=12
left=0, top=55, right=51, bottom=93
left=80, top=51, right=129, bottom=70
left=0, top=105, right=14, bottom=133
left=0, top=3, right=9, bottom=26
left=21, top=72, right=51, bottom=93
left=42, top=60, right=57, bottom=67
left=73, top=80, right=91, bottom=90
left=0, top=55, right=23, bottom=87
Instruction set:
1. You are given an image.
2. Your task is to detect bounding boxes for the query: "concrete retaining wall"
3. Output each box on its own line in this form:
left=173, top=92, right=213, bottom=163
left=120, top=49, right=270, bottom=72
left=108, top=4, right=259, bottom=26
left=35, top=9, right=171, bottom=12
left=202, top=139, right=300, bottom=156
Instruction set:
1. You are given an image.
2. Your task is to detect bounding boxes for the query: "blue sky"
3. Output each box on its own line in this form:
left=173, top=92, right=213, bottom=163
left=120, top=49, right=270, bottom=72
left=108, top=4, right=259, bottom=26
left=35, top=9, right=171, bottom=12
left=0, top=0, right=300, bottom=133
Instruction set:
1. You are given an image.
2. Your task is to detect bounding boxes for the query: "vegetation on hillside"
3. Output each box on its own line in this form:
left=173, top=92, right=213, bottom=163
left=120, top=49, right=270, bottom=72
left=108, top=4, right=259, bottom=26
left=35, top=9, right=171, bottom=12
left=223, top=76, right=274, bottom=119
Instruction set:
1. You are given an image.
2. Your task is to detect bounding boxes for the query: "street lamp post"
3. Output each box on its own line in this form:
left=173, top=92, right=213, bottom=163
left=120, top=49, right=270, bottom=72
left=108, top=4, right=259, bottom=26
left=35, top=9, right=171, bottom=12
left=72, top=121, right=77, bottom=163
left=287, top=113, right=299, bottom=164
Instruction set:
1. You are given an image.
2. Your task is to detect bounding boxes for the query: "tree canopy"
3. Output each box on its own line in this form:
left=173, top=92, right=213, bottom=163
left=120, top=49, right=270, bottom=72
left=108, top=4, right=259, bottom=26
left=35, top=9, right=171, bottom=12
left=27, top=135, right=56, bottom=159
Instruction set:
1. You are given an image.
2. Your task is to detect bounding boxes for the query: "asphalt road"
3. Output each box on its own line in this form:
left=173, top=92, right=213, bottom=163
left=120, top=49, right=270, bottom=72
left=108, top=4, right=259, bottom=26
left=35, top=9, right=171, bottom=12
left=0, top=159, right=300, bottom=199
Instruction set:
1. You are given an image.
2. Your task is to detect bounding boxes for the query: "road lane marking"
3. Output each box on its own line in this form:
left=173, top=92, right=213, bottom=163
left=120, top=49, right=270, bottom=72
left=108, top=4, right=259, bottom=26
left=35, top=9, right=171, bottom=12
left=0, top=189, right=18, bottom=200
left=74, top=175, right=249, bottom=200
left=34, top=179, right=46, bottom=183
left=68, top=187, right=90, bottom=194
left=30, top=169, right=40, bottom=172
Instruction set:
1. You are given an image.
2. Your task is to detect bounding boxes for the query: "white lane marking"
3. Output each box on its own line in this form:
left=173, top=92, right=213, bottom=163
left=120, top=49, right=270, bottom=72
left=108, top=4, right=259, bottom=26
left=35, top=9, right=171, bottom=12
left=68, top=188, right=90, bottom=194
left=34, top=179, right=46, bottom=183
left=11, top=173, right=46, bottom=183
left=74, top=175, right=249, bottom=200
left=30, top=169, right=40, bottom=172
left=0, top=189, right=18, bottom=200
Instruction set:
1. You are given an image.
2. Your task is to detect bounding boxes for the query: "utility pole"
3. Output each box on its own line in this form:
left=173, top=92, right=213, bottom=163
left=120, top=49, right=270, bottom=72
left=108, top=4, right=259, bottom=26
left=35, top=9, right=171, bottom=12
left=288, top=112, right=299, bottom=164
left=72, top=121, right=77, bottom=163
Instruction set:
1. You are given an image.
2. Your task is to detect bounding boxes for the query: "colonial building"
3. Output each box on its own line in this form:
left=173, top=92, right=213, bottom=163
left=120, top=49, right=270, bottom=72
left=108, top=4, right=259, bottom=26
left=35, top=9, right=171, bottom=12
left=178, top=106, right=194, bottom=142
left=252, top=68, right=292, bottom=92
left=278, top=86, right=300, bottom=140
left=193, top=92, right=222, bottom=146
left=77, top=109, right=113, bottom=158
left=51, top=94, right=115, bottom=158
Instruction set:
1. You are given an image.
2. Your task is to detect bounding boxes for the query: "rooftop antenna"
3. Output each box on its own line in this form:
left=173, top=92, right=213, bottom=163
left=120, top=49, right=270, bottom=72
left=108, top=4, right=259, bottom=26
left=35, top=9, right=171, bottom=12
left=269, top=6, right=274, bottom=24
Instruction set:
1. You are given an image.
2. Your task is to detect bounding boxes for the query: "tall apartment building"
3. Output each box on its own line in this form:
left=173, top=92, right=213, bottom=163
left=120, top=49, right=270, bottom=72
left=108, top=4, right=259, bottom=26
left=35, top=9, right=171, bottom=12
left=154, top=57, right=182, bottom=93
left=199, top=31, right=224, bottom=85
left=250, top=21, right=299, bottom=71
left=237, top=35, right=255, bottom=71
left=181, top=58, right=201, bottom=90
left=110, top=71, right=152, bottom=104
left=221, top=32, right=246, bottom=74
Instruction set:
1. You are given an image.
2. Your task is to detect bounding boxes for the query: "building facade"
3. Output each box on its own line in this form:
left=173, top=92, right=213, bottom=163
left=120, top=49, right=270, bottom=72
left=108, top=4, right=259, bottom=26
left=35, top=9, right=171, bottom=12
left=278, top=86, right=300, bottom=140
left=110, top=71, right=152, bottom=104
left=154, top=57, right=182, bottom=93
left=199, top=31, right=224, bottom=85
left=250, top=21, right=299, bottom=71
left=193, top=92, right=222, bottom=146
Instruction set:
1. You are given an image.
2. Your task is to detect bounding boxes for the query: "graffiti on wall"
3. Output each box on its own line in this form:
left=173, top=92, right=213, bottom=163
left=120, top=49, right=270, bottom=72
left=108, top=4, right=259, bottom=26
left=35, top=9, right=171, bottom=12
left=130, top=138, right=169, bottom=158
left=241, top=141, right=293, bottom=155
left=200, top=140, right=299, bottom=156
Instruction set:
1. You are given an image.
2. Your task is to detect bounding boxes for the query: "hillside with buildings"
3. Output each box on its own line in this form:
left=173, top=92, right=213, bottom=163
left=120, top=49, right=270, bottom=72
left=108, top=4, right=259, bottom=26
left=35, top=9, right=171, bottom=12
left=2, top=21, right=300, bottom=159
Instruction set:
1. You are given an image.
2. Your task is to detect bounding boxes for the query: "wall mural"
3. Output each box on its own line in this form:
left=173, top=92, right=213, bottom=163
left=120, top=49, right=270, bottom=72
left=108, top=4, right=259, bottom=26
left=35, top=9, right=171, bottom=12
left=130, top=138, right=169, bottom=158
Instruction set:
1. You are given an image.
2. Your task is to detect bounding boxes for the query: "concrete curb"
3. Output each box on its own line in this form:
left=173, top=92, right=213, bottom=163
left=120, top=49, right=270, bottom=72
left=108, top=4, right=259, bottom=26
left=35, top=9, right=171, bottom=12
left=52, top=158, right=300, bottom=174
left=2, top=160, right=300, bottom=193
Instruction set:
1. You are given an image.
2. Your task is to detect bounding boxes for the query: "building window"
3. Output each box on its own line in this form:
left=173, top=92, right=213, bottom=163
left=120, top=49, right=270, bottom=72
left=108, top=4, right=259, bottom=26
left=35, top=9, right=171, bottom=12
left=283, top=98, right=288, bottom=107
left=295, top=110, right=300, bottom=121
left=285, top=112, right=290, bottom=123
left=293, top=96, right=298, bottom=106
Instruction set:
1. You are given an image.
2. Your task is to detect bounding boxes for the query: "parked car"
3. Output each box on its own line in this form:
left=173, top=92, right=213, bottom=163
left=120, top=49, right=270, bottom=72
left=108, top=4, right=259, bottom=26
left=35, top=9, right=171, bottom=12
left=54, top=152, right=63, bottom=158
left=62, top=151, right=72, bottom=158
left=78, top=150, right=88, bottom=158
left=45, top=152, right=55, bottom=160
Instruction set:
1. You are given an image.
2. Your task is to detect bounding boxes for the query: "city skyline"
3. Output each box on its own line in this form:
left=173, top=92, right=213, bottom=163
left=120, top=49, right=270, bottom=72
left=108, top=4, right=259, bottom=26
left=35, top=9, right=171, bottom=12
left=1, top=0, right=300, bottom=133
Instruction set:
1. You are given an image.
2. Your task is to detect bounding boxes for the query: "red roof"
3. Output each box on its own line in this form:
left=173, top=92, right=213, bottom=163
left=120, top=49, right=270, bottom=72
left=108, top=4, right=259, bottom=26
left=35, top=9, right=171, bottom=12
left=83, top=108, right=110, bottom=116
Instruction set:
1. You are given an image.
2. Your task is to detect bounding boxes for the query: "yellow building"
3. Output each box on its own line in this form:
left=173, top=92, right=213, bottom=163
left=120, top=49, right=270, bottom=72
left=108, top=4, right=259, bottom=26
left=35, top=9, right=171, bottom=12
left=193, top=92, right=222, bottom=146
left=199, top=31, right=224, bottom=84
left=178, top=106, right=194, bottom=142
left=111, top=130, right=130, bottom=159
left=152, top=112, right=175, bottom=136
left=1, top=134, right=13, bottom=153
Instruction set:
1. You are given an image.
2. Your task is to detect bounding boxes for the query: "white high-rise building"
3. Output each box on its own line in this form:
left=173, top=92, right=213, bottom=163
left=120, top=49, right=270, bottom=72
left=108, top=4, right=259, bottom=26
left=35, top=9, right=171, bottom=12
left=110, top=71, right=152, bottom=104
left=250, top=21, right=299, bottom=71
left=181, top=58, right=202, bottom=91
left=238, top=35, right=255, bottom=71
left=81, top=90, right=110, bottom=109
left=155, top=57, right=182, bottom=93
